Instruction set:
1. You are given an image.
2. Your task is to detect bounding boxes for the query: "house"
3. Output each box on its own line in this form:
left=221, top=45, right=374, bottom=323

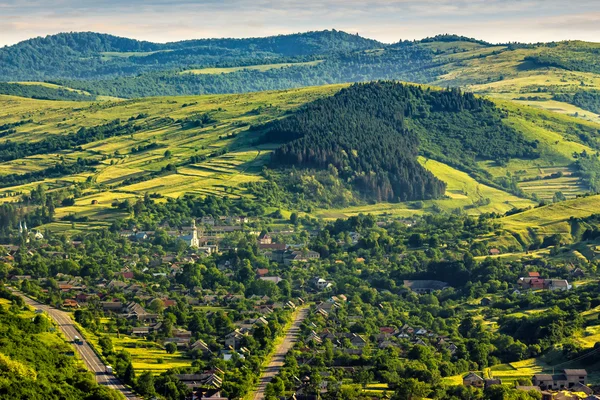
left=225, top=330, right=246, bottom=349
left=173, top=329, right=192, bottom=339
left=175, top=372, right=223, bottom=390
left=258, top=233, right=272, bottom=245
left=134, top=232, right=148, bottom=241
left=571, top=382, right=593, bottom=395
left=256, top=268, right=269, bottom=277
left=348, top=232, right=361, bottom=244
left=131, top=327, right=152, bottom=336
left=403, top=280, right=450, bottom=294
left=463, top=372, right=484, bottom=388
left=119, top=271, right=134, bottom=280
left=485, top=379, right=502, bottom=388
left=284, top=250, right=321, bottom=265
left=480, top=297, right=493, bottom=306
left=528, top=271, right=541, bottom=278
left=313, top=278, right=333, bottom=291
left=260, top=276, right=283, bottom=284
left=63, top=299, right=79, bottom=308
left=58, top=284, right=73, bottom=292
left=546, top=279, right=572, bottom=291
left=533, top=369, right=587, bottom=390
left=258, top=243, right=287, bottom=251
left=255, top=305, right=274, bottom=315
left=571, top=268, right=585, bottom=278
left=489, top=248, right=501, bottom=256
left=101, top=301, right=123, bottom=312
left=9, top=275, right=32, bottom=282
left=175, top=373, right=223, bottom=390
left=163, top=299, right=177, bottom=308
left=201, top=216, right=216, bottom=226
left=164, top=337, right=190, bottom=348
left=76, top=293, right=91, bottom=303
left=415, top=328, right=428, bottom=336
left=131, top=322, right=162, bottom=337
left=349, top=334, right=367, bottom=348
left=196, top=389, right=228, bottom=400
left=191, top=340, right=211, bottom=355
left=518, top=277, right=545, bottom=290
left=107, top=280, right=128, bottom=290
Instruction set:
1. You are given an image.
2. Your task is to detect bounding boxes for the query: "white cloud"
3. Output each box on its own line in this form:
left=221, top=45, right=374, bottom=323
left=0, top=0, right=599, bottom=45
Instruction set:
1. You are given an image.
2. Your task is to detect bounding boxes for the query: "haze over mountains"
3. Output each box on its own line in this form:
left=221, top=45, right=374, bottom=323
left=2, top=30, right=600, bottom=103
left=4, top=24, right=600, bottom=400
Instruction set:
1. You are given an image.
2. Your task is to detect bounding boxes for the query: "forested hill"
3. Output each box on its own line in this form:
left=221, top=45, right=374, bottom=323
left=259, top=82, right=539, bottom=202
left=54, top=45, right=439, bottom=98
left=0, top=30, right=381, bottom=80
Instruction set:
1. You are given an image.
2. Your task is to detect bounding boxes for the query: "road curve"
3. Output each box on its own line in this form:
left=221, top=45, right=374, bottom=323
left=253, top=307, right=309, bottom=400
left=9, top=288, right=140, bottom=400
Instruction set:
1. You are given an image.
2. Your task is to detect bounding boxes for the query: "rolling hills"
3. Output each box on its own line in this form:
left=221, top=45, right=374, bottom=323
left=1, top=31, right=600, bottom=251
left=0, top=30, right=381, bottom=80
left=0, top=79, right=598, bottom=249
left=2, top=32, right=600, bottom=111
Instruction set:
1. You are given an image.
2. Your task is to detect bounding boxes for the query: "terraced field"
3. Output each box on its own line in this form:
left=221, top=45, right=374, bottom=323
left=2, top=79, right=600, bottom=240
left=499, top=194, right=600, bottom=245
left=317, top=157, right=536, bottom=219
left=0, top=84, right=346, bottom=228
left=181, top=60, right=323, bottom=75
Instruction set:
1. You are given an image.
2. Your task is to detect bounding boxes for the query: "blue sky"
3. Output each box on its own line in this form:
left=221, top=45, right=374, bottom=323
left=1, top=0, right=599, bottom=46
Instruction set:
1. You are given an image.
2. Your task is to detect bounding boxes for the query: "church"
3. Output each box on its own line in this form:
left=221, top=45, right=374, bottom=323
left=180, top=220, right=200, bottom=248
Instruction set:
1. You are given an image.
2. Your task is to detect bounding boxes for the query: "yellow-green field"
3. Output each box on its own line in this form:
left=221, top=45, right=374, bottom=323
left=0, top=84, right=347, bottom=230
left=181, top=60, right=323, bottom=75
left=2, top=80, right=600, bottom=238
left=83, top=329, right=191, bottom=374
left=317, top=157, right=535, bottom=219
left=500, top=194, right=600, bottom=244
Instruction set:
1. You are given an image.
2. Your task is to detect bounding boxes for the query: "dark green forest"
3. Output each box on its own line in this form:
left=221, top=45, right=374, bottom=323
left=554, top=90, right=600, bottom=114
left=0, top=30, right=381, bottom=80
left=0, top=292, right=122, bottom=399
left=258, top=82, right=538, bottom=202
left=55, top=46, right=440, bottom=98
left=0, top=83, right=95, bottom=101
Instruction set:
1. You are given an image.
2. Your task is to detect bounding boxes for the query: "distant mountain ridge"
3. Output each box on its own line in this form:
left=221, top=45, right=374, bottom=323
left=3, top=30, right=600, bottom=106
left=0, top=30, right=382, bottom=80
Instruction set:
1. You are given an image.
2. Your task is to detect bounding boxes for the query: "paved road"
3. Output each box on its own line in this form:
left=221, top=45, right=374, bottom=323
left=253, top=307, right=309, bottom=400
left=9, top=288, right=139, bottom=400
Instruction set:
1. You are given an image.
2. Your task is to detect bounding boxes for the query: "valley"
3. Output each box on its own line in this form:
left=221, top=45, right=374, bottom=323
left=2, top=29, right=600, bottom=400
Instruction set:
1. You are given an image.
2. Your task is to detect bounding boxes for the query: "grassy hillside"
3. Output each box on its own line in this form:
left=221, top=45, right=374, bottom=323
left=0, top=85, right=345, bottom=230
left=0, top=30, right=381, bottom=80
left=0, top=81, right=598, bottom=245
left=4, top=31, right=600, bottom=108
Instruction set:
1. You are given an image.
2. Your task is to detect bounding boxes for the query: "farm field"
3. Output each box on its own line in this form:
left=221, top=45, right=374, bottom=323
left=317, top=157, right=536, bottom=219
left=499, top=194, right=600, bottom=244
left=181, top=60, right=323, bottom=75
left=1, top=80, right=600, bottom=239
left=84, top=330, right=192, bottom=374
left=0, top=84, right=346, bottom=229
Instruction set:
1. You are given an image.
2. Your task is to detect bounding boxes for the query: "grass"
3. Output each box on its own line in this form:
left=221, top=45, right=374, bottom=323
left=0, top=84, right=346, bottom=232
left=181, top=60, right=323, bottom=75
left=2, top=80, right=600, bottom=237
left=82, top=328, right=191, bottom=374
left=318, top=157, right=535, bottom=219
left=574, top=325, right=600, bottom=348
left=442, top=359, right=547, bottom=387
left=500, top=194, right=600, bottom=244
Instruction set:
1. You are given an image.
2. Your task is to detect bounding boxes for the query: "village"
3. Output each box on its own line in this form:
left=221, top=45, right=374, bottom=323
left=2, top=210, right=599, bottom=400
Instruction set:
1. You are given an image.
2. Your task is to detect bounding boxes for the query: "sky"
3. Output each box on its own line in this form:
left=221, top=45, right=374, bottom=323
left=1, top=0, right=600, bottom=46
